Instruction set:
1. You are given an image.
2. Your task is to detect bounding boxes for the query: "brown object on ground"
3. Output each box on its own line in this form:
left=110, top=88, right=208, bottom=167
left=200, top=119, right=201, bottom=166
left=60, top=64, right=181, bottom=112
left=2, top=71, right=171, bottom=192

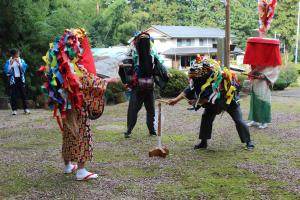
left=149, top=102, right=169, bottom=158
left=149, top=147, right=169, bottom=158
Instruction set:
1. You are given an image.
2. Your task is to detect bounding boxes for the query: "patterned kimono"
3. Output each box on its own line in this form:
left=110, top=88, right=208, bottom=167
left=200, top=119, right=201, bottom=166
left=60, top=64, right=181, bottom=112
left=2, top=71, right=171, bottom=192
left=62, top=67, right=107, bottom=163
left=248, top=66, right=279, bottom=123
left=40, top=28, right=108, bottom=163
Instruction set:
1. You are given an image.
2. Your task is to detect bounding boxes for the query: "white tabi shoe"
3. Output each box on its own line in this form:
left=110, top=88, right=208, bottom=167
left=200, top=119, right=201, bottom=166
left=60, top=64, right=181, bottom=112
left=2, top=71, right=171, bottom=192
left=258, top=123, right=268, bottom=129
left=76, top=168, right=98, bottom=181
left=64, top=163, right=78, bottom=174
left=247, top=121, right=259, bottom=127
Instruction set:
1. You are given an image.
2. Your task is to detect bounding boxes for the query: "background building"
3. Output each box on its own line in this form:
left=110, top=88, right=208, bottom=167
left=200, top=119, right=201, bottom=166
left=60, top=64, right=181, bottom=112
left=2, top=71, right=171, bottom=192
left=145, top=25, right=227, bottom=69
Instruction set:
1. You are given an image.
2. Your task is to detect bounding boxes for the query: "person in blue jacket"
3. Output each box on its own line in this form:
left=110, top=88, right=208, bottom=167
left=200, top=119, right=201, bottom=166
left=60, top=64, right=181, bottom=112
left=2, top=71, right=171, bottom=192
left=4, top=49, right=30, bottom=115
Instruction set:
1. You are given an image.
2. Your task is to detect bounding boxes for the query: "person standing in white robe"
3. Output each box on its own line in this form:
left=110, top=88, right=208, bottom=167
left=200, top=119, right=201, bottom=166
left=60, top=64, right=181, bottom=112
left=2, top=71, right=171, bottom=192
left=247, top=66, right=280, bottom=129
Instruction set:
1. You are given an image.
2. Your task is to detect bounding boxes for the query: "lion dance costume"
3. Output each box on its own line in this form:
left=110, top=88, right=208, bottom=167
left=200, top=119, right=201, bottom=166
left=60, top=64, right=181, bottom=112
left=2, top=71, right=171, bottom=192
left=39, top=28, right=107, bottom=180
left=170, top=59, right=254, bottom=150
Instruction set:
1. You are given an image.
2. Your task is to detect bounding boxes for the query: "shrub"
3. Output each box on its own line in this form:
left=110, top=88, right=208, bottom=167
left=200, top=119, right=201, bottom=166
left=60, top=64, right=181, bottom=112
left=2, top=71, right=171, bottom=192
left=274, top=64, right=299, bottom=90
left=0, top=58, right=9, bottom=97
left=105, top=81, right=127, bottom=104
left=291, top=63, right=300, bottom=74
left=160, top=69, right=188, bottom=98
left=237, top=73, right=248, bottom=89
left=273, top=77, right=287, bottom=90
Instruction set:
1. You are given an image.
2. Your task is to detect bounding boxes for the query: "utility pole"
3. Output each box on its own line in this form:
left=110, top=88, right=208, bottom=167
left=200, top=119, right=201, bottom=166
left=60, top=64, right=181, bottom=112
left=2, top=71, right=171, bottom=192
left=295, top=1, right=300, bottom=64
left=224, top=0, right=231, bottom=69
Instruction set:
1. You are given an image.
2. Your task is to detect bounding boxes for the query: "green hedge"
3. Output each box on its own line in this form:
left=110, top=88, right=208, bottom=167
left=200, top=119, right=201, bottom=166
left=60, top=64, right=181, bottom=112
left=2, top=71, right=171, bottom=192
left=237, top=73, right=248, bottom=89
left=274, top=64, right=299, bottom=90
left=160, top=69, right=188, bottom=98
left=291, top=63, right=300, bottom=74
left=105, top=81, right=127, bottom=104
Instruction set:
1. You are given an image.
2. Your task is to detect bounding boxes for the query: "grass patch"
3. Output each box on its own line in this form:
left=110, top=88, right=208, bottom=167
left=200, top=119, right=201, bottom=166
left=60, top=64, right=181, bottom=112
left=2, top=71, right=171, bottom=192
left=278, top=121, right=300, bottom=129
left=0, top=163, right=79, bottom=199
left=111, top=165, right=160, bottom=178
left=93, top=148, right=139, bottom=162
left=156, top=163, right=299, bottom=200
left=1, top=93, right=299, bottom=199
left=1, top=129, right=61, bottom=150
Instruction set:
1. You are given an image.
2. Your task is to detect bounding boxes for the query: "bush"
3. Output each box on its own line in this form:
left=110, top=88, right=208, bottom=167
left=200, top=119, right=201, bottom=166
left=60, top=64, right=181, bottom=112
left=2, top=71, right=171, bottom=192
left=105, top=81, right=127, bottom=104
left=237, top=73, right=248, bottom=89
left=160, top=69, right=188, bottom=98
left=274, top=64, right=299, bottom=90
left=291, top=63, right=300, bottom=74
left=273, top=78, right=287, bottom=90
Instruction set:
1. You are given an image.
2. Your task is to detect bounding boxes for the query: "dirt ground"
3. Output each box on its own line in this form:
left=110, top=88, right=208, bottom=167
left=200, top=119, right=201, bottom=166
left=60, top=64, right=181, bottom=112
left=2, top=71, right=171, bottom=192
left=0, top=89, right=299, bottom=200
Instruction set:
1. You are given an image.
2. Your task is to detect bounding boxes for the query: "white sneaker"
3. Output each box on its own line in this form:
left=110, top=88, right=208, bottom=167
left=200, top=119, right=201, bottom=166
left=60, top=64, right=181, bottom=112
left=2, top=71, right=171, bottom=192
left=247, top=121, right=259, bottom=127
left=258, top=123, right=268, bottom=129
left=24, top=109, right=30, bottom=114
left=12, top=110, right=17, bottom=115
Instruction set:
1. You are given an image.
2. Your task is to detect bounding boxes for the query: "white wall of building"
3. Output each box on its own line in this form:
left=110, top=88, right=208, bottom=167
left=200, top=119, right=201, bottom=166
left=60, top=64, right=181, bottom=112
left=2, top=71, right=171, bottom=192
left=145, top=27, right=219, bottom=68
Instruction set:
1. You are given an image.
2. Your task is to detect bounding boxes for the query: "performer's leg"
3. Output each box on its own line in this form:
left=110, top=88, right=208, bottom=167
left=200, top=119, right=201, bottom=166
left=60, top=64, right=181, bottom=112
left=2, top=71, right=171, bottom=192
left=62, top=109, right=79, bottom=174
left=195, top=108, right=216, bottom=149
left=227, top=103, right=254, bottom=149
left=144, top=90, right=156, bottom=135
left=126, top=89, right=143, bottom=137
left=17, top=79, right=28, bottom=111
left=199, top=108, right=217, bottom=140
left=10, top=83, right=18, bottom=112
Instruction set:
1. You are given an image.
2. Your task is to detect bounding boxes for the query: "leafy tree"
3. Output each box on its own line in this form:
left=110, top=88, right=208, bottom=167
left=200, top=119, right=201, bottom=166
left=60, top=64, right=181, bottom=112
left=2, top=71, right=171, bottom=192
left=0, top=0, right=50, bottom=99
left=272, top=0, right=298, bottom=56
left=230, top=0, right=257, bottom=48
left=90, top=0, right=136, bottom=47
left=0, top=0, right=297, bottom=99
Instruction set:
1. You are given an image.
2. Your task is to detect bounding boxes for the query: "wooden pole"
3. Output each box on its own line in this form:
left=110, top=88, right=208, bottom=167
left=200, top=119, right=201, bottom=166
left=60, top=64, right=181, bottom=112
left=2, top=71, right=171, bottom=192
left=157, top=103, right=161, bottom=137
left=225, top=0, right=231, bottom=69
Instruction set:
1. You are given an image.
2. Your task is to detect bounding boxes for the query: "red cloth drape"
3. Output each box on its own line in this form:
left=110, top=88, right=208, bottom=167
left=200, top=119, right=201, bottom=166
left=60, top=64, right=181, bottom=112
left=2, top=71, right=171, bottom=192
left=243, top=37, right=282, bottom=68
left=78, top=36, right=96, bottom=75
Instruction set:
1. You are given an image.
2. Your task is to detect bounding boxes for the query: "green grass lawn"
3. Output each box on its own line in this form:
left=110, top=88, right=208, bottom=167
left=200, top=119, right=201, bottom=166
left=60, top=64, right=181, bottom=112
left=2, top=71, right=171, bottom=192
left=0, top=94, right=299, bottom=199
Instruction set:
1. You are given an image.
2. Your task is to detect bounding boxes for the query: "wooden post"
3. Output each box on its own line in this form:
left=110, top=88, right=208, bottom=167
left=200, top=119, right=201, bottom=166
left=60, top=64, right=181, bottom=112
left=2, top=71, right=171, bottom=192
left=157, top=102, right=161, bottom=137
left=225, top=0, right=231, bottom=69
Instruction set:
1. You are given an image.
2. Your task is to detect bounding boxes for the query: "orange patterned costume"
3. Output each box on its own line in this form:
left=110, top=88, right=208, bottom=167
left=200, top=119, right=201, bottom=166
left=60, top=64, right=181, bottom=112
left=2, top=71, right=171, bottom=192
left=40, top=29, right=107, bottom=163
left=62, top=67, right=107, bottom=163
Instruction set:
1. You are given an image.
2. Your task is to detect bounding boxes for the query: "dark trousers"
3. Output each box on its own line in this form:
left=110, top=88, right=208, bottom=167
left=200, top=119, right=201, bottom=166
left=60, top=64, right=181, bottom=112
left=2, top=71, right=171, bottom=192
left=10, top=77, right=28, bottom=111
left=199, top=103, right=251, bottom=143
left=127, top=89, right=155, bottom=134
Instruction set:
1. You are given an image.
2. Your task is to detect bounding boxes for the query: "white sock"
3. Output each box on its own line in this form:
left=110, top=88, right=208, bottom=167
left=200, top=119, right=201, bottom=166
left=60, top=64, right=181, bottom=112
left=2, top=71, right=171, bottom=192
left=64, top=162, right=76, bottom=173
left=65, top=163, right=73, bottom=170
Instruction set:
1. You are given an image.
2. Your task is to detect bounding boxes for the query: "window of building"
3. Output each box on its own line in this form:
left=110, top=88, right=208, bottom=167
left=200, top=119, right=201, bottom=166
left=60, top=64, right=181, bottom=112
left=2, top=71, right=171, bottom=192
left=206, top=38, right=211, bottom=46
left=199, top=39, right=204, bottom=46
left=190, top=39, right=195, bottom=46
left=186, top=39, right=191, bottom=46
left=177, top=39, right=183, bottom=47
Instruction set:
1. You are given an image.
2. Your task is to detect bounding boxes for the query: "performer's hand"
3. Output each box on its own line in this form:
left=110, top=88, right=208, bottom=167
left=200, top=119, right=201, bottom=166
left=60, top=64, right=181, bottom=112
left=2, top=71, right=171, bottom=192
left=168, top=99, right=178, bottom=106
left=258, top=74, right=266, bottom=79
left=188, top=100, right=196, bottom=105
